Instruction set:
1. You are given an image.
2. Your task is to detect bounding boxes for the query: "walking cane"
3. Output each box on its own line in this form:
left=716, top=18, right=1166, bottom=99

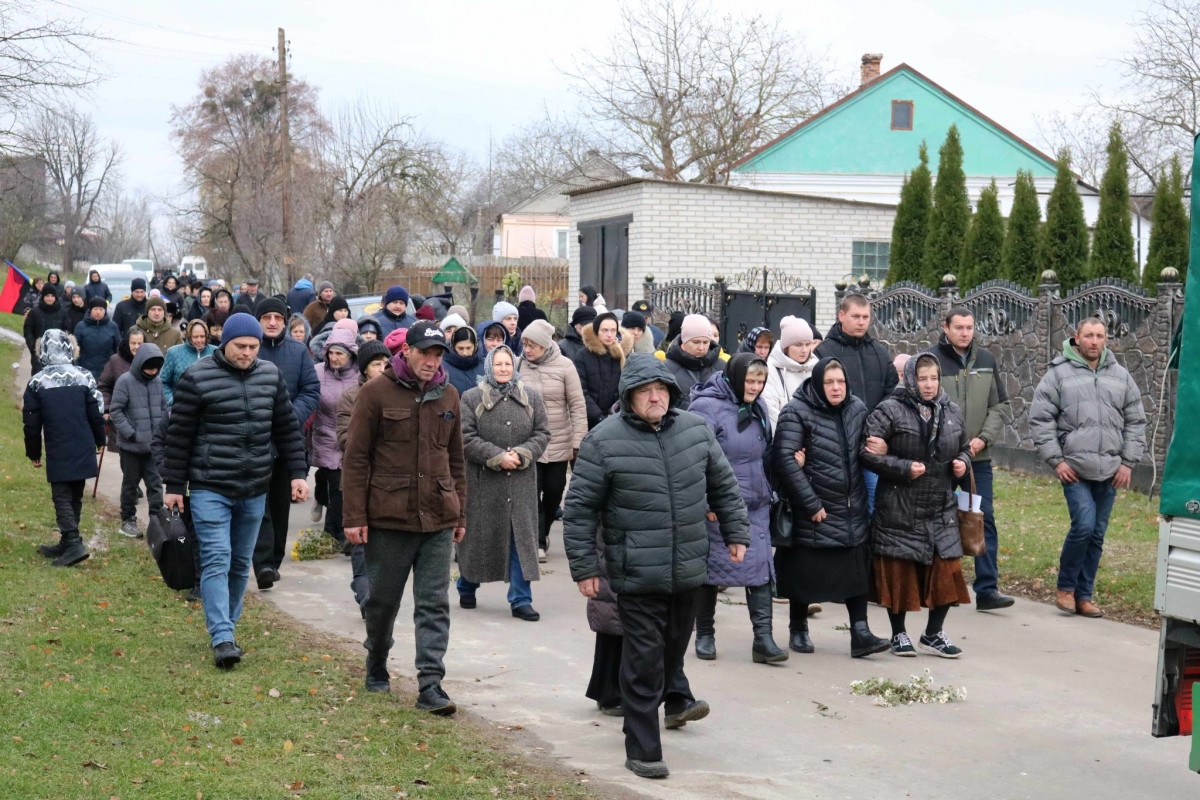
left=92, top=424, right=108, bottom=499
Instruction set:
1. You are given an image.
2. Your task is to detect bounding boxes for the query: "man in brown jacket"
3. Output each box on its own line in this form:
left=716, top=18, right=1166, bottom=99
left=342, top=321, right=467, bottom=715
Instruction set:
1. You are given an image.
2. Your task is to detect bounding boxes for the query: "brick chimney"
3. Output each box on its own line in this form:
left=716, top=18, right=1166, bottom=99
left=861, top=53, right=883, bottom=86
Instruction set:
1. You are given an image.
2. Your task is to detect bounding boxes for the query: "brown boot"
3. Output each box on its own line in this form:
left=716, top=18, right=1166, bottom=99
left=1054, top=590, right=1075, bottom=615
left=1075, top=599, right=1104, bottom=618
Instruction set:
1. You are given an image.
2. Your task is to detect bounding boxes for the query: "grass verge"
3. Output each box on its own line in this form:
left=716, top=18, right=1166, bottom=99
left=981, top=468, right=1160, bottom=626
left=0, top=340, right=594, bottom=799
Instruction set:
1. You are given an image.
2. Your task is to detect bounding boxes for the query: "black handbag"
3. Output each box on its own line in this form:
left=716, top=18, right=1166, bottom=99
left=146, top=507, right=196, bottom=591
left=769, top=493, right=794, bottom=547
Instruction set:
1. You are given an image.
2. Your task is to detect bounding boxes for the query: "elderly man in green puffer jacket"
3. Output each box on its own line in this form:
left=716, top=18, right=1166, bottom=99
left=1029, top=317, right=1146, bottom=620
left=564, top=354, right=749, bottom=781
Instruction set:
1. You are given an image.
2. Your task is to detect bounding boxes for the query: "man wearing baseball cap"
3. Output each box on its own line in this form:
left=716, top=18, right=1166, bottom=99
left=342, top=321, right=467, bottom=715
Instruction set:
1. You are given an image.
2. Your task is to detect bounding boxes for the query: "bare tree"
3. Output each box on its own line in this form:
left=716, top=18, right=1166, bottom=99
left=565, top=0, right=842, bottom=182
left=91, top=188, right=153, bottom=263
left=399, top=145, right=489, bottom=256
left=17, top=106, right=121, bottom=271
left=0, top=150, right=46, bottom=261
left=492, top=112, right=607, bottom=206
left=0, top=0, right=103, bottom=128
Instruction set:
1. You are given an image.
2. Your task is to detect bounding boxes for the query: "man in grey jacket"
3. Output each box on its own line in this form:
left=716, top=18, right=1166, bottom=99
left=1029, top=317, right=1146, bottom=620
left=564, top=354, right=749, bottom=780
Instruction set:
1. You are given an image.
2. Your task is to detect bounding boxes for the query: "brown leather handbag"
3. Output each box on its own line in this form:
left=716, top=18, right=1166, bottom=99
left=957, top=465, right=986, bottom=557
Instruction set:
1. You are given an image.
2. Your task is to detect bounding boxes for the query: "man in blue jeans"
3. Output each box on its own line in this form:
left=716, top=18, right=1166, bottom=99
left=1030, top=317, right=1146, bottom=619
left=162, top=313, right=309, bottom=668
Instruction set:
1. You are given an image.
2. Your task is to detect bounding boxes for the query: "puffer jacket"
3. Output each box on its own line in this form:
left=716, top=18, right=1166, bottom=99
left=572, top=325, right=625, bottom=428
left=689, top=373, right=774, bottom=587
left=661, top=336, right=725, bottom=410
left=443, top=348, right=485, bottom=397
left=933, top=333, right=1011, bottom=461
left=558, top=326, right=585, bottom=362
left=371, top=305, right=415, bottom=337
left=257, top=329, right=321, bottom=427
left=160, top=322, right=216, bottom=404
left=563, top=354, right=750, bottom=596
left=23, top=330, right=107, bottom=484
left=311, top=328, right=359, bottom=470
left=772, top=380, right=869, bottom=549
left=1029, top=338, right=1146, bottom=481
left=83, top=271, right=112, bottom=304
left=815, top=322, right=898, bottom=412
left=163, top=349, right=307, bottom=499
left=519, top=342, right=587, bottom=462
left=109, top=344, right=168, bottom=454
left=761, top=341, right=818, bottom=432
left=74, top=314, right=121, bottom=379
left=860, top=358, right=972, bottom=564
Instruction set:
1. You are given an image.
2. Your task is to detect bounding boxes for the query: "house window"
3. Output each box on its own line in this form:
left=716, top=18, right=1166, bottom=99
left=853, top=241, right=891, bottom=286
left=891, top=100, right=913, bottom=131
left=556, top=228, right=569, bottom=259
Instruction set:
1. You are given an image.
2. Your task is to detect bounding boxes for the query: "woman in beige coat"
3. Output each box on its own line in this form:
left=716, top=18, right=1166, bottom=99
left=519, top=320, right=588, bottom=561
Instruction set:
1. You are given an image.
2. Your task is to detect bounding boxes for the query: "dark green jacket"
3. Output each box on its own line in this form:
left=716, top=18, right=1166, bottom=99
left=563, top=354, right=749, bottom=595
left=933, top=333, right=1010, bottom=461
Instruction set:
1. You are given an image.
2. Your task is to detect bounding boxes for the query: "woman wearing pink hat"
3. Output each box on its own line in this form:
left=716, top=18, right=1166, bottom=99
left=762, top=316, right=819, bottom=433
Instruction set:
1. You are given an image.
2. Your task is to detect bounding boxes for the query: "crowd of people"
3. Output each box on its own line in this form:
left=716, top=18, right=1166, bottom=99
left=19, top=270, right=1148, bottom=780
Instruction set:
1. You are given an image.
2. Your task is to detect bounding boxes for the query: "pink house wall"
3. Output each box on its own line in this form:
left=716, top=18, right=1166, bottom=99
left=497, top=213, right=568, bottom=258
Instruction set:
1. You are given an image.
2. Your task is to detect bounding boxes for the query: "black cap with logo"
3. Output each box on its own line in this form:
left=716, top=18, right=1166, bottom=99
left=406, top=321, right=451, bottom=351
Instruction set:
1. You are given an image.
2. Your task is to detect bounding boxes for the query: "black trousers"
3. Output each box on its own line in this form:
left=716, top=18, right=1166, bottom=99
left=119, top=450, right=163, bottom=521
left=617, top=587, right=699, bottom=762
left=535, top=461, right=569, bottom=551
left=315, top=468, right=344, bottom=541
left=252, top=458, right=293, bottom=573
left=51, top=480, right=85, bottom=538
left=586, top=630, right=694, bottom=712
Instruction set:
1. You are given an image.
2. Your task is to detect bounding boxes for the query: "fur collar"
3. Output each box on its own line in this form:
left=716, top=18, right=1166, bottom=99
left=582, top=325, right=626, bottom=367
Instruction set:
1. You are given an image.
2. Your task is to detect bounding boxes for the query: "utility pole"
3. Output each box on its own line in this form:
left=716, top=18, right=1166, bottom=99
left=278, top=26, right=293, bottom=289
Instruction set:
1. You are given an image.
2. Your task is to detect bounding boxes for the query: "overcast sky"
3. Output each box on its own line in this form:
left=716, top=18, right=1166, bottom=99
left=59, top=0, right=1145, bottom=202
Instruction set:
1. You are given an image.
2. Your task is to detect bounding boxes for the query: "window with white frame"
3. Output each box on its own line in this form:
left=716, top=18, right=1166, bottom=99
left=556, top=229, right=569, bottom=259
left=852, top=240, right=891, bottom=286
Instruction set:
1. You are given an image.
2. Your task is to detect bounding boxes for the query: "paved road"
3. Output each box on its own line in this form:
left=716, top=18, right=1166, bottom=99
left=9, top=334, right=1194, bottom=799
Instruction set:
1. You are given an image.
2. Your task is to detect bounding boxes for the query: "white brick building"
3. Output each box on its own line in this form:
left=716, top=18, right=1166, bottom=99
left=568, top=178, right=897, bottom=333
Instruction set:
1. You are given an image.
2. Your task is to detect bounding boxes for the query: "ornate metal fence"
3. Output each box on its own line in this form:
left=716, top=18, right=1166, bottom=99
left=961, top=279, right=1037, bottom=336
left=1052, top=277, right=1156, bottom=338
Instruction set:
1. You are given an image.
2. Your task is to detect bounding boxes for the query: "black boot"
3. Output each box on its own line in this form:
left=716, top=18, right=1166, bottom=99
left=788, top=607, right=814, bottom=654
left=694, top=585, right=717, bottom=660
left=365, top=652, right=390, bottom=692
left=747, top=585, right=788, bottom=663
left=849, top=620, right=890, bottom=658
left=37, top=535, right=66, bottom=559
left=51, top=531, right=89, bottom=567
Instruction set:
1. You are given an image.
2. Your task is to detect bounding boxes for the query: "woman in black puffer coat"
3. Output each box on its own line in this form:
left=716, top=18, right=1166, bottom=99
left=772, top=357, right=888, bottom=658
left=860, top=352, right=972, bottom=659
left=572, top=312, right=624, bottom=428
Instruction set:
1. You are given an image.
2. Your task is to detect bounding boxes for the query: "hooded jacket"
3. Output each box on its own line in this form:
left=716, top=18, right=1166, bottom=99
left=74, top=311, right=121, bottom=380
left=860, top=355, right=973, bottom=564
left=23, top=330, right=107, bottom=483
left=257, top=327, right=321, bottom=428
left=516, top=299, right=547, bottom=331
left=65, top=298, right=87, bottom=332
left=110, top=344, right=168, bottom=454
left=572, top=324, right=625, bottom=428
left=286, top=278, right=316, bottom=317
left=932, top=332, right=1011, bottom=462
left=163, top=348, right=306, bottom=498
left=563, top=354, right=750, bottom=595
left=761, top=341, right=818, bottom=432
left=661, top=336, right=726, bottom=410
left=443, top=343, right=485, bottom=397
left=519, top=341, right=588, bottom=463
left=161, top=320, right=216, bottom=404
left=1029, top=338, right=1146, bottom=482
left=772, top=372, right=870, bottom=549
left=558, top=324, right=586, bottom=362
left=98, top=330, right=138, bottom=432
left=341, top=355, right=467, bottom=533
left=815, top=322, right=898, bottom=412
left=310, top=328, right=359, bottom=470
left=45, top=271, right=65, bottom=301
left=23, top=292, right=69, bottom=356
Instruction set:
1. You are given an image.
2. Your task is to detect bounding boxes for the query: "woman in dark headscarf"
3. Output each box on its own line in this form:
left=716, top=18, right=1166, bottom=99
left=737, top=326, right=773, bottom=359
left=860, top=353, right=972, bottom=658
left=772, top=357, right=889, bottom=659
left=312, top=295, right=350, bottom=338
left=688, top=353, right=786, bottom=664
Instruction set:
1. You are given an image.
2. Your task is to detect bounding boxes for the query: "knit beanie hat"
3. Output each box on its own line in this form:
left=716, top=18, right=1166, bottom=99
left=415, top=304, right=436, bottom=321
left=592, top=311, right=618, bottom=335
left=357, top=340, right=391, bottom=375
left=522, top=319, right=555, bottom=350
left=221, top=312, right=263, bottom=346
left=447, top=304, right=470, bottom=324
left=131, top=277, right=147, bottom=291
left=333, top=317, right=359, bottom=335
left=518, top=285, right=536, bottom=303
left=440, top=312, right=468, bottom=331
left=383, top=285, right=409, bottom=305
left=621, top=310, right=646, bottom=330
left=317, top=280, right=334, bottom=294
left=779, top=316, right=814, bottom=350
left=680, top=314, right=713, bottom=343
left=87, top=296, right=108, bottom=310
left=384, top=327, right=408, bottom=355
left=571, top=305, right=598, bottom=327
left=492, top=301, right=518, bottom=322
left=255, top=297, right=289, bottom=320
left=146, top=296, right=167, bottom=312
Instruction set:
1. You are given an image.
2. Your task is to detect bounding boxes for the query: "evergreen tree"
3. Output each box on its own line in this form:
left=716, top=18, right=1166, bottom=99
left=959, top=179, right=1005, bottom=290
left=922, top=125, right=970, bottom=289
left=1144, top=154, right=1190, bottom=287
left=1038, top=148, right=1090, bottom=289
left=886, top=142, right=932, bottom=286
left=1001, top=169, right=1042, bottom=288
left=1089, top=121, right=1138, bottom=282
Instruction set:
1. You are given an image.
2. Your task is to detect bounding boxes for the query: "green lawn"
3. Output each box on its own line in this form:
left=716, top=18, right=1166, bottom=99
left=983, top=469, right=1160, bottom=625
left=1, top=311, right=25, bottom=337
left=0, top=340, right=593, bottom=800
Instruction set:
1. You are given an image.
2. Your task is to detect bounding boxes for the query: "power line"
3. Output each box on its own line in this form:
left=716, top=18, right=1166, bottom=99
left=46, top=0, right=264, bottom=48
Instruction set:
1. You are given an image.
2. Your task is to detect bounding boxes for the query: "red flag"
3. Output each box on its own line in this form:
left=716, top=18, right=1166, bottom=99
left=0, top=260, right=33, bottom=315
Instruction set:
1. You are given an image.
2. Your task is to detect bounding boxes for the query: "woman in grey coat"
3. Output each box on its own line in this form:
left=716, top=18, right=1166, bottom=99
left=457, top=345, right=550, bottom=620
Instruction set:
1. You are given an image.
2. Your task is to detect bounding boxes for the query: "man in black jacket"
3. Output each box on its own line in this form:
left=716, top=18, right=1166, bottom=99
left=558, top=305, right=596, bottom=362
left=250, top=298, right=321, bottom=591
left=815, top=293, right=897, bottom=510
left=22, top=284, right=69, bottom=375
left=564, top=355, right=749, bottom=780
left=163, top=313, right=309, bottom=669
left=235, top=277, right=264, bottom=312
left=112, top=278, right=148, bottom=335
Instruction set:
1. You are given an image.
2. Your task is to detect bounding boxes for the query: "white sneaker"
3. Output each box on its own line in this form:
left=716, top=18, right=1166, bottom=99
left=309, top=500, right=323, bottom=522
left=538, top=548, right=547, bottom=563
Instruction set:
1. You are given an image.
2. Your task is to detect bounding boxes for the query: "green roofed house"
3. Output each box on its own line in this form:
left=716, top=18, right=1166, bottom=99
left=728, top=55, right=1152, bottom=273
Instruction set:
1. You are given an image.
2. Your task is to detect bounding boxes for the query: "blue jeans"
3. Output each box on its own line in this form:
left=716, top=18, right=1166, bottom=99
left=956, top=461, right=999, bottom=597
left=1058, top=479, right=1117, bottom=601
left=190, top=490, right=268, bottom=647
left=457, top=532, right=533, bottom=610
left=863, top=469, right=879, bottom=515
